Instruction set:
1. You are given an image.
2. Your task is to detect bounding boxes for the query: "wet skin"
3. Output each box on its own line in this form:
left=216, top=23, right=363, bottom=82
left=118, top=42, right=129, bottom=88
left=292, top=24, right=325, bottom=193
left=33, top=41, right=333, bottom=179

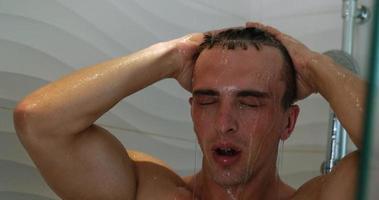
left=189, top=46, right=300, bottom=199
left=14, top=27, right=362, bottom=200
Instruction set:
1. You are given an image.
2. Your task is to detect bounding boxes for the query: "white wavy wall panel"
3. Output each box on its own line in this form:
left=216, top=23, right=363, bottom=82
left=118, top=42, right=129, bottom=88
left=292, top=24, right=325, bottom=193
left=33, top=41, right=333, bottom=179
left=0, top=0, right=357, bottom=199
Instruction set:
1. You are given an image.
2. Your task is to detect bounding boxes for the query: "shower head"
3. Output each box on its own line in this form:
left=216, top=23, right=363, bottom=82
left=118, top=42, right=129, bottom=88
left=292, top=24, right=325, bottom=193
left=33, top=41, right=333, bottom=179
left=323, top=50, right=360, bottom=74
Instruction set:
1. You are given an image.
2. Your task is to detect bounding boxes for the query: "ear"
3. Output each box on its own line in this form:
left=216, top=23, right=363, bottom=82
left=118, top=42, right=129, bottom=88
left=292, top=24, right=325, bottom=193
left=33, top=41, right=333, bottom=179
left=280, top=105, right=300, bottom=141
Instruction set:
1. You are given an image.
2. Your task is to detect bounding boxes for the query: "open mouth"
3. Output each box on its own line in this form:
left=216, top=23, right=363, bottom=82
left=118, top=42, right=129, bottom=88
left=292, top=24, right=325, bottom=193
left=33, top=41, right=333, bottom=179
left=215, top=147, right=239, bottom=156
left=212, top=145, right=242, bottom=166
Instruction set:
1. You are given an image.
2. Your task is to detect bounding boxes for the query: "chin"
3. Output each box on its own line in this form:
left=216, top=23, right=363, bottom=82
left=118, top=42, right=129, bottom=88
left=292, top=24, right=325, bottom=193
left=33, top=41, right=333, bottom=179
left=209, top=166, right=254, bottom=187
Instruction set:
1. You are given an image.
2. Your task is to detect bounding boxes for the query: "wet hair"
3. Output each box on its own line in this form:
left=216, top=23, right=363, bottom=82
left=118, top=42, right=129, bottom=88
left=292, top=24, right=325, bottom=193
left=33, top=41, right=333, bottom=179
left=193, top=27, right=297, bottom=110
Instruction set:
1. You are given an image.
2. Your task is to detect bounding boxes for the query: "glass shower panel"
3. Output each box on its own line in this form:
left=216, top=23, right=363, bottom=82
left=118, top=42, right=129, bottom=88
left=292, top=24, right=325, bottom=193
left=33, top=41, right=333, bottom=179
left=357, top=0, right=379, bottom=199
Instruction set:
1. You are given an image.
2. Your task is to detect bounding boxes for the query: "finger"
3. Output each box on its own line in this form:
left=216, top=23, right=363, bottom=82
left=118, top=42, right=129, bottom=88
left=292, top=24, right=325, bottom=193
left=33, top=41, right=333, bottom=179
left=188, top=32, right=204, bottom=43
left=207, top=25, right=244, bottom=36
left=181, top=33, right=204, bottom=44
left=246, top=22, right=283, bottom=38
left=263, top=25, right=282, bottom=36
left=253, top=25, right=303, bottom=48
left=281, top=34, right=303, bottom=45
left=245, top=22, right=265, bottom=29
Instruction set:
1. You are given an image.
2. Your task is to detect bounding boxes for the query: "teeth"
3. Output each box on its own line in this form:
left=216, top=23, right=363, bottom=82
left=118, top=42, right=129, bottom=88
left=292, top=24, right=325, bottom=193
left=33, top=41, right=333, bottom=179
left=216, top=148, right=236, bottom=156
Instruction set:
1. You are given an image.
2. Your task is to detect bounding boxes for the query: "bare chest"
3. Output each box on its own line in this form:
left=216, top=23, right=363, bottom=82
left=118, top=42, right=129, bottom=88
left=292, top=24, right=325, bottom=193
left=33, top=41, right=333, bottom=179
left=136, top=186, right=197, bottom=200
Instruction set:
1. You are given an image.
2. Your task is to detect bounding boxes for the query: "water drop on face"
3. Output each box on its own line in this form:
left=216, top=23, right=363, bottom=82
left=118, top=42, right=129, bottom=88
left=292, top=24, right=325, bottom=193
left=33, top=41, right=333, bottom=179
left=226, top=171, right=231, bottom=177
left=222, top=58, right=229, bottom=65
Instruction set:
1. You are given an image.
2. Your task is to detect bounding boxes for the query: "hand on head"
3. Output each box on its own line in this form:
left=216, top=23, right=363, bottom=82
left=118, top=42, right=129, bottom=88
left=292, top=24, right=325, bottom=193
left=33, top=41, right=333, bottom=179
left=168, top=32, right=204, bottom=91
left=246, top=22, right=319, bottom=100
left=169, top=27, right=240, bottom=92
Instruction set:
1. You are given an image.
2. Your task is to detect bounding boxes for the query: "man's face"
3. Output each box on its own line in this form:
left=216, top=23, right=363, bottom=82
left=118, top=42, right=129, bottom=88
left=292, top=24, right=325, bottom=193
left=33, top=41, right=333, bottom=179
left=190, top=46, right=298, bottom=186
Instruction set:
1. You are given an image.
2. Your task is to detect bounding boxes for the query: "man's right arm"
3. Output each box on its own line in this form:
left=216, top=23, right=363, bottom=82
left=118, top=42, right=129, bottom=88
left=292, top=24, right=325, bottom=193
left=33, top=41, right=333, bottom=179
left=13, top=34, right=202, bottom=199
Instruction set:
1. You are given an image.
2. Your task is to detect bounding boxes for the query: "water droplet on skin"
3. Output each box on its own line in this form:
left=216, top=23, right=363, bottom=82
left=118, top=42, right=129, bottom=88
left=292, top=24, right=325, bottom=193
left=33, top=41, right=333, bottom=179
left=311, top=58, right=319, bottom=64
left=226, top=171, right=231, bottom=177
left=345, top=88, right=364, bottom=112
left=337, top=71, right=346, bottom=79
left=226, top=188, right=237, bottom=200
left=26, top=103, right=38, bottom=110
left=222, top=58, right=229, bottom=65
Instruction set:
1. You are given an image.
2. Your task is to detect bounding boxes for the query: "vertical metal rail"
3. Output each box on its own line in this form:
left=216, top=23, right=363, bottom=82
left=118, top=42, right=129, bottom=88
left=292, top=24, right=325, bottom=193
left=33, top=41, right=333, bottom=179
left=342, top=0, right=358, bottom=54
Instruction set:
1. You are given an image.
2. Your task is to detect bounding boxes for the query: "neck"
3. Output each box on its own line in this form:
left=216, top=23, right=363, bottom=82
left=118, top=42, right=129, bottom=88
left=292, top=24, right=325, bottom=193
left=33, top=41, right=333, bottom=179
left=190, top=163, right=294, bottom=200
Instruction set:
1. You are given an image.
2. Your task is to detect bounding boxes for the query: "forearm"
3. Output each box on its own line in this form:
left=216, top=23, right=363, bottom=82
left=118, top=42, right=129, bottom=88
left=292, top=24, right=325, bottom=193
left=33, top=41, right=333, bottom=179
left=308, top=54, right=366, bottom=149
left=14, top=42, right=178, bottom=137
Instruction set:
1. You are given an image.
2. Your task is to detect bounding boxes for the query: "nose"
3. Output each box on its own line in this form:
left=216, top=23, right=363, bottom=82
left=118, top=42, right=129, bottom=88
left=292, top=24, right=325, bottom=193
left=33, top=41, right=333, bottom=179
left=215, top=101, right=238, bottom=135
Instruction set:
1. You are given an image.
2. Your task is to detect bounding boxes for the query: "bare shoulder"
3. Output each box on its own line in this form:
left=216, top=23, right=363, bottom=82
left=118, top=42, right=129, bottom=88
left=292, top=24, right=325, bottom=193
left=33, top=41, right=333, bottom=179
left=128, top=150, right=193, bottom=200
left=293, top=151, right=359, bottom=200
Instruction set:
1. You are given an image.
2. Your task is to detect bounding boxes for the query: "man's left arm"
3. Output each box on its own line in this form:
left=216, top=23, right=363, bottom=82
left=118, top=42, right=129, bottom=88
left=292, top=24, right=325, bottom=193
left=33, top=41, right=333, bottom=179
left=298, top=41, right=364, bottom=199
left=306, top=54, right=366, bottom=149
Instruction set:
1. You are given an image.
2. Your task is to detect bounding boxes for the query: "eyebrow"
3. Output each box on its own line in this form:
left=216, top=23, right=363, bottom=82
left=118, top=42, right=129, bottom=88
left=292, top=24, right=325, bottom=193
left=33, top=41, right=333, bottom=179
left=192, top=89, right=270, bottom=98
left=193, top=89, right=219, bottom=96
left=237, top=90, right=270, bottom=98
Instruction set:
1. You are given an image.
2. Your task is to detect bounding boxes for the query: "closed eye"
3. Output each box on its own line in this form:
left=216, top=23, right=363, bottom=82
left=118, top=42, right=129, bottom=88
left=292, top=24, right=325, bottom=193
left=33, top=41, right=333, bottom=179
left=239, top=102, right=260, bottom=109
left=240, top=102, right=259, bottom=108
left=238, top=98, right=263, bottom=108
left=194, top=96, right=217, bottom=105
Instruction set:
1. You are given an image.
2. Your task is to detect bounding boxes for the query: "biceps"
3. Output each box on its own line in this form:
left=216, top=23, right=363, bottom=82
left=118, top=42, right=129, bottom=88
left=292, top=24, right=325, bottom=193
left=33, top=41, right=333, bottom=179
left=321, top=151, right=359, bottom=200
left=29, top=125, right=137, bottom=200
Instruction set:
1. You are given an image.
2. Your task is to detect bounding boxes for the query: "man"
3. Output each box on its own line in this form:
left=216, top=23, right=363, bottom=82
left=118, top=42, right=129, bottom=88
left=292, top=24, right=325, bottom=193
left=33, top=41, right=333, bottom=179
left=14, top=23, right=365, bottom=199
